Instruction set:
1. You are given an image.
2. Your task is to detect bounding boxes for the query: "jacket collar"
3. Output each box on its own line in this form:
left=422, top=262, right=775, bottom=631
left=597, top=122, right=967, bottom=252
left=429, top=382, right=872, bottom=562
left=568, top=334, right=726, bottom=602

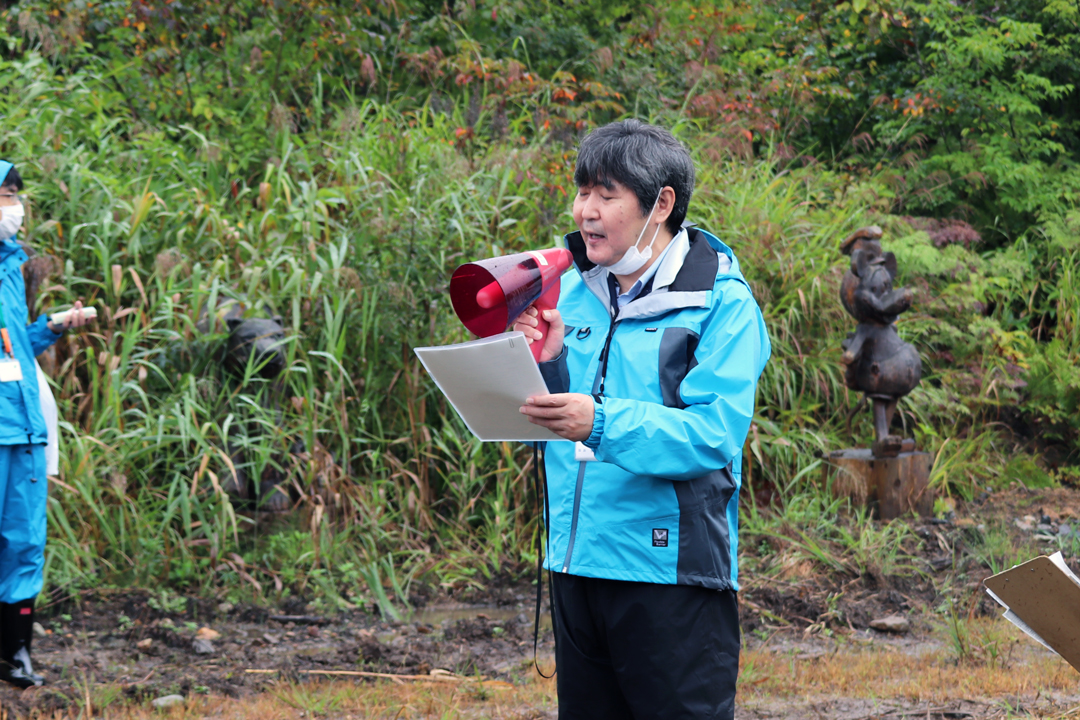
left=565, top=227, right=731, bottom=290
left=0, top=238, right=21, bottom=261
left=564, top=226, right=737, bottom=320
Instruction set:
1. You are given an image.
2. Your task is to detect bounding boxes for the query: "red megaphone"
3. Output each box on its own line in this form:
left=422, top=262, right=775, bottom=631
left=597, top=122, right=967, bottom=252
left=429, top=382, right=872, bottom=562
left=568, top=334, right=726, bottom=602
left=450, top=247, right=574, bottom=361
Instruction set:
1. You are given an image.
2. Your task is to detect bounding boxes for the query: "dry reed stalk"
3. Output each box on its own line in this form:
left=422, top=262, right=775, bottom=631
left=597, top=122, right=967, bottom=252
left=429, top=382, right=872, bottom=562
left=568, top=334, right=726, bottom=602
left=243, top=667, right=512, bottom=687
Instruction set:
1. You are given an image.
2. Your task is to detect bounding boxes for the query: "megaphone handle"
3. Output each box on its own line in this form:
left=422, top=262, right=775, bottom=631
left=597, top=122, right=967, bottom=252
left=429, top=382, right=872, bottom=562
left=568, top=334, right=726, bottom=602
left=530, top=280, right=561, bottom=362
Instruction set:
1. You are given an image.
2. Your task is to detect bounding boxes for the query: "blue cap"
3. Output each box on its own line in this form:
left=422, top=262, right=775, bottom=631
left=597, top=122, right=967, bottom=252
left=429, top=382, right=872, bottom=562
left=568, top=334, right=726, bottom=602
left=0, top=161, right=11, bottom=187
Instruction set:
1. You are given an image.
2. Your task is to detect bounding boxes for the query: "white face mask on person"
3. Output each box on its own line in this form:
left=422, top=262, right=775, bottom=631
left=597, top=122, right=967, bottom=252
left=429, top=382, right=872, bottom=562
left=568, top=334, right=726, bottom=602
left=0, top=201, right=24, bottom=240
left=604, top=190, right=663, bottom=276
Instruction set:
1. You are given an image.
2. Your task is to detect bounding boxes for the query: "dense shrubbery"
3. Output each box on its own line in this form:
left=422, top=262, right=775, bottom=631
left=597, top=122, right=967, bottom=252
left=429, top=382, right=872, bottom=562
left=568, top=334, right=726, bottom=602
left=0, top=0, right=1079, bottom=608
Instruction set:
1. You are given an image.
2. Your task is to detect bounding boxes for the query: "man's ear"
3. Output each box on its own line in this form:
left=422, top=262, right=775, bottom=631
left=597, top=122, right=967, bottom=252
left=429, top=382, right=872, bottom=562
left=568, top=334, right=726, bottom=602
left=653, top=186, right=677, bottom=228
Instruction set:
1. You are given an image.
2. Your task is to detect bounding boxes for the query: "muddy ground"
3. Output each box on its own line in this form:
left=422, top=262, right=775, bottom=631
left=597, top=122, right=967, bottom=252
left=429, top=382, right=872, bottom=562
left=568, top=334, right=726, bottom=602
left=3, top=487, right=1080, bottom=718
left=6, top=586, right=547, bottom=716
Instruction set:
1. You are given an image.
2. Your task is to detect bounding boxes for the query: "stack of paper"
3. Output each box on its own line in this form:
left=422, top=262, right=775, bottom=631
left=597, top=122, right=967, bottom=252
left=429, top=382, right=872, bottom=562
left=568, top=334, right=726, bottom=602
left=414, top=332, right=561, bottom=443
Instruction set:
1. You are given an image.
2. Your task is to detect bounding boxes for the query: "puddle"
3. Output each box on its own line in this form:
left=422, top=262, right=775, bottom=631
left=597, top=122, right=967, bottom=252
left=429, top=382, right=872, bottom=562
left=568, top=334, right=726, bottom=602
left=411, top=604, right=551, bottom=631
left=411, top=605, right=523, bottom=625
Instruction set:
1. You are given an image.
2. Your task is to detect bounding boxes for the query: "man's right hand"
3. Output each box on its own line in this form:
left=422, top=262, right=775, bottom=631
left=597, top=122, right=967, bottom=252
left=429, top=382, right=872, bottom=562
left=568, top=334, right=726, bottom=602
left=512, top=305, right=564, bottom=362
left=47, top=300, right=94, bottom=334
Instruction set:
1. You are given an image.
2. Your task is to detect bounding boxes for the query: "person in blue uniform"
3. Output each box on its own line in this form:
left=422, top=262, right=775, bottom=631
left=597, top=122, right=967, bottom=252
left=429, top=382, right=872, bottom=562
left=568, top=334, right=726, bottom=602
left=515, top=121, right=771, bottom=719
left=0, top=160, right=90, bottom=688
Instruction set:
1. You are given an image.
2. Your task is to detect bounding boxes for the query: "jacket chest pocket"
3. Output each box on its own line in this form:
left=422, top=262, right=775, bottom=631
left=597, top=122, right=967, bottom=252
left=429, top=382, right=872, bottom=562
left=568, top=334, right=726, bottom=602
left=657, top=327, right=700, bottom=409
left=565, top=325, right=603, bottom=350
left=563, top=325, right=604, bottom=389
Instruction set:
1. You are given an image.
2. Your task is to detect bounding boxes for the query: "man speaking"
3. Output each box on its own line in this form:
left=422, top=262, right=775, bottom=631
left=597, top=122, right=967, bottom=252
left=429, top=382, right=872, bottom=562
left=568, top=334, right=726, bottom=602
left=515, top=120, right=771, bottom=719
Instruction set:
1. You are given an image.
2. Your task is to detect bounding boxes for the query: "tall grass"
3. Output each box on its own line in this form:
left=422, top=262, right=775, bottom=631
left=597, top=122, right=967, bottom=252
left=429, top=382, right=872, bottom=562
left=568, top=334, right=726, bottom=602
left=0, top=50, right=1048, bottom=610
left=0, top=59, right=556, bottom=608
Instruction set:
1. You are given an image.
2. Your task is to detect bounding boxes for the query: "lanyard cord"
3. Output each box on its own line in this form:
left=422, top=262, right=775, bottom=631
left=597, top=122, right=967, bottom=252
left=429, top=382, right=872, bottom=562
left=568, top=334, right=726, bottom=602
left=0, top=281, right=12, bottom=358
left=596, top=272, right=656, bottom=400
left=595, top=318, right=619, bottom=399
left=532, top=442, right=556, bottom=679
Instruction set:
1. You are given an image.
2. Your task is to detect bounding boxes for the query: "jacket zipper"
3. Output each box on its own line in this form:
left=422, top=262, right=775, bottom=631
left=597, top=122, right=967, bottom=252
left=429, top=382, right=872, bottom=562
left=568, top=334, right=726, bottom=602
left=561, top=315, right=620, bottom=573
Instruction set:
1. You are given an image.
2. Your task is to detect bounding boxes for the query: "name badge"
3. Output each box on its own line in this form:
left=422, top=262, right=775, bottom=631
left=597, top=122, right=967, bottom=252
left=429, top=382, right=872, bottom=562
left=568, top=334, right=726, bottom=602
left=0, top=358, right=23, bottom=383
left=574, top=442, right=597, bottom=463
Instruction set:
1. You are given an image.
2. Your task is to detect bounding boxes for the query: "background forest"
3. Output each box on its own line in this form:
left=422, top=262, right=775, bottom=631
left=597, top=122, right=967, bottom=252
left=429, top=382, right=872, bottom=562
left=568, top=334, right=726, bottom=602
left=1, top=0, right=1078, bottom=614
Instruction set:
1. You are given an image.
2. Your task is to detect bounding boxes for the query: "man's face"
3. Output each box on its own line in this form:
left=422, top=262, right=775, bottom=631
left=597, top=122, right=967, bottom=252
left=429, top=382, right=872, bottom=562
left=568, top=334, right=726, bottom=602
left=572, top=179, right=651, bottom=268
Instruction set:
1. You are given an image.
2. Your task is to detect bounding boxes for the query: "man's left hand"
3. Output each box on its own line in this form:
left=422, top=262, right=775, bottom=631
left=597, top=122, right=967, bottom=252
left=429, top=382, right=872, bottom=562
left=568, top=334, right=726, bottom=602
left=520, top=393, right=595, bottom=442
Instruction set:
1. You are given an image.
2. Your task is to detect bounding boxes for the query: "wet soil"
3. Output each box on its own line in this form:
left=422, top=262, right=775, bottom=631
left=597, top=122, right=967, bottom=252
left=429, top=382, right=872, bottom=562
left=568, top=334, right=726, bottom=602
left=2, top=587, right=549, bottom=716
left=741, top=486, right=1080, bottom=639
left=2, top=487, right=1078, bottom=717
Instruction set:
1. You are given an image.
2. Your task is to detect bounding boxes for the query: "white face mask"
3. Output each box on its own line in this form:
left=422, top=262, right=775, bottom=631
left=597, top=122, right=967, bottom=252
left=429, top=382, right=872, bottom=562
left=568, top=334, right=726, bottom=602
left=0, top=202, right=23, bottom=240
left=605, top=190, right=663, bottom=276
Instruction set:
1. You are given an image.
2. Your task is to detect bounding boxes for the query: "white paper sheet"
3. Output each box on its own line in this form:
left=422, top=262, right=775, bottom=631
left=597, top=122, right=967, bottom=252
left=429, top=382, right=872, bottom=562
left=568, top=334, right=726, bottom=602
left=414, top=332, right=562, bottom=442
left=1048, top=551, right=1080, bottom=590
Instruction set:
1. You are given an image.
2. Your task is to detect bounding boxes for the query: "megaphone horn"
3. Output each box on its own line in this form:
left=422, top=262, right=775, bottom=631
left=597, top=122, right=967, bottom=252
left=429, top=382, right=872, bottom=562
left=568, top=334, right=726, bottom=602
left=450, top=247, right=574, bottom=361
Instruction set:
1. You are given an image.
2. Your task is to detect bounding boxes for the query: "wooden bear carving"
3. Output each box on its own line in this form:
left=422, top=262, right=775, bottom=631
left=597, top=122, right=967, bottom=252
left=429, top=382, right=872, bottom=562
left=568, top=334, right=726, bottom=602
left=225, top=314, right=288, bottom=379
left=200, top=299, right=295, bottom=512
left=839, top=226, right=922, bottom=456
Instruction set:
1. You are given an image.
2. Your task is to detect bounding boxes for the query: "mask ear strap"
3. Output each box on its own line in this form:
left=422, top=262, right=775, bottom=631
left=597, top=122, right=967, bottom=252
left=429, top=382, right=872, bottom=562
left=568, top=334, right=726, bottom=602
left=632, top=189, right=664, bottom=251
left=643, top=220, right=663, bottom=254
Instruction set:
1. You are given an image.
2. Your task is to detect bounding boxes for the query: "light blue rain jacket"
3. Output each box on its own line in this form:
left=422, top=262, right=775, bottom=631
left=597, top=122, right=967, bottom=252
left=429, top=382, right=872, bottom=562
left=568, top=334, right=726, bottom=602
left=539, top=227, right=771, bottom=591
left=0, top=159, right=59, bottom=446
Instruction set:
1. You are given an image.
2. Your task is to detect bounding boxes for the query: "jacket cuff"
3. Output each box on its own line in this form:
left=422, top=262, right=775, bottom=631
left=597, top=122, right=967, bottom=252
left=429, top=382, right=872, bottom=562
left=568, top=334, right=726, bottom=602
left=537, top=344, right=569, bottom=394
left=584, top=397, right=605, bottom=450
left=28, top=315, right=61, bottom=356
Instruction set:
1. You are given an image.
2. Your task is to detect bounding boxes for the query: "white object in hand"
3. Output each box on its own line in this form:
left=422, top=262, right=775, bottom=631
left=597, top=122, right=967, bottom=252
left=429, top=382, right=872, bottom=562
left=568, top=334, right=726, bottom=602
left=413, top=332, right=561, bottom=442
left=50, top=306, right=98, bottom=325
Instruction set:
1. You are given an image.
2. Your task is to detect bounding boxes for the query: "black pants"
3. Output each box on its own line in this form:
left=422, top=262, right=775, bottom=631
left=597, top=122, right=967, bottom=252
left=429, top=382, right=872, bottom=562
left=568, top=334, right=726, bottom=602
left=550, top=572, right=740, bottom=720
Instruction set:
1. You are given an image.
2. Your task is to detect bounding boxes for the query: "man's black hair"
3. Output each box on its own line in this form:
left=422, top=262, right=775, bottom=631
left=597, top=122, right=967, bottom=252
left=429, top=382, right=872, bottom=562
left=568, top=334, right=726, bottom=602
left=1, top=165, right=23, bottom=192
left=574, top=120, right=695, bottom=234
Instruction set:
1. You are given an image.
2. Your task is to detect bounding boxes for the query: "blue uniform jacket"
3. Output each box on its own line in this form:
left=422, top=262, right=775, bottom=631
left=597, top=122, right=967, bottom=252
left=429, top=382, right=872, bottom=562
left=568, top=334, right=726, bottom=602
left=0, top=233, right=59, bottom=446
left=539, top=226, right=771, bottom=591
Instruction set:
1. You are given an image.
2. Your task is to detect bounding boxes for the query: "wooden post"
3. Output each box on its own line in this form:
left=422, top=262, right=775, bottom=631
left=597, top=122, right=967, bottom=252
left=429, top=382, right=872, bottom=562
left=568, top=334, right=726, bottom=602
left=822, top=449, right=933, bottom=520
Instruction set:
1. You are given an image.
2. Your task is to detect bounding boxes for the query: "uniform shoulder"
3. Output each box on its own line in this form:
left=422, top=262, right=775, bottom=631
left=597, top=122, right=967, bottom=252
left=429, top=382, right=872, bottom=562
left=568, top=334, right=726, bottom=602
left=715, top=276, right=757, bottom=306
left=0, top=239, right=26, bottom=274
